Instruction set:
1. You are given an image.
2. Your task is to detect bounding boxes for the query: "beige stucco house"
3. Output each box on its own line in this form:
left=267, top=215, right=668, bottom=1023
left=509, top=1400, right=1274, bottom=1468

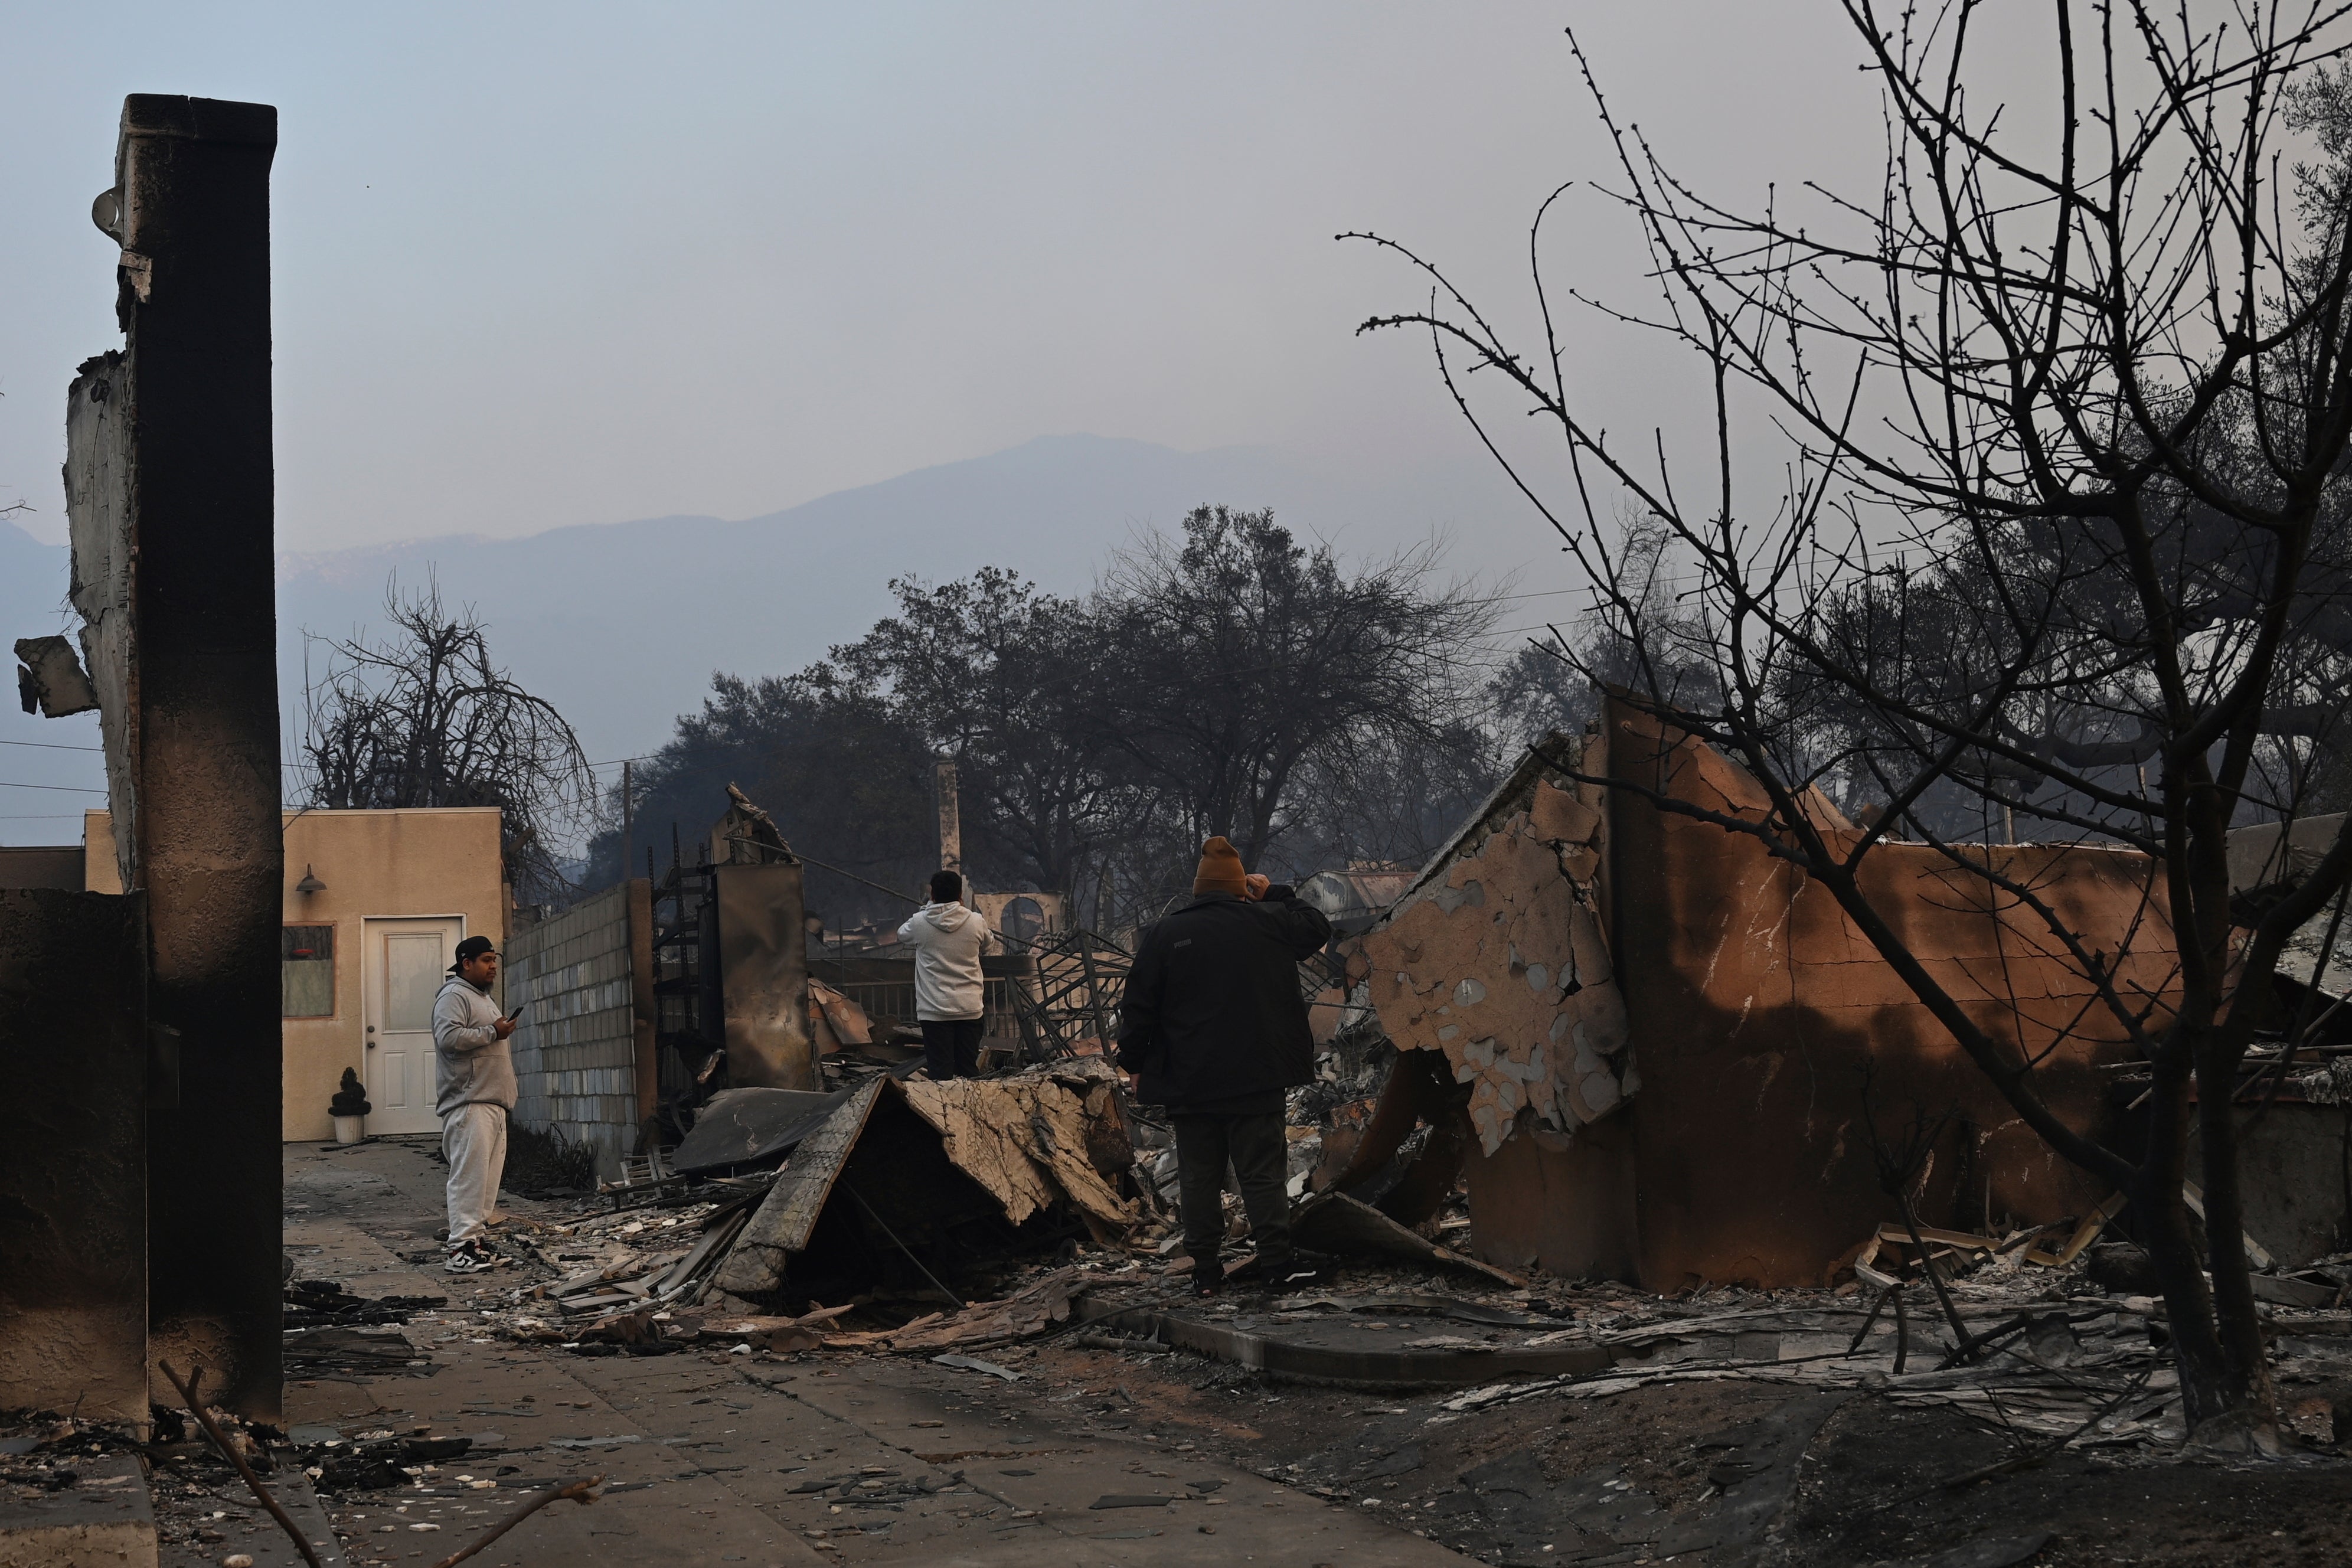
left=85, top=807, right=504, bottom=1142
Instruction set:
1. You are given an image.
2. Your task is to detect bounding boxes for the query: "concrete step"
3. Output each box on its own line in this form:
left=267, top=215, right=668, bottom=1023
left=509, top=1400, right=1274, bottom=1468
left=0, top=1452, right=155, bottom=1568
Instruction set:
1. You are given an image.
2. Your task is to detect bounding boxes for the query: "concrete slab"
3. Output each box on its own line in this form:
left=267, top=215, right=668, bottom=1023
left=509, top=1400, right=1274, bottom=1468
left=282, top=1137, right=1479, bottom=1568
left=767, top=1358, right=1475, bottom=1566
left=0, top=1453, right=156, bottom=1568
left=288, top=1217, right=828, bottom=1567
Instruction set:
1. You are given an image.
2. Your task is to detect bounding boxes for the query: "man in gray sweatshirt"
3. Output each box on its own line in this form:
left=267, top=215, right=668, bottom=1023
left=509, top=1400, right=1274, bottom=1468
left=434, top=934, right=517, bottom=1275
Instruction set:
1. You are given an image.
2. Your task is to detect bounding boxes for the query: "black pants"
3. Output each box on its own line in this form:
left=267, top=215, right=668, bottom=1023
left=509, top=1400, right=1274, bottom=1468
left=1171, top=1111, right=1291, bottom=1282
left=920, top=1017, right=984, bottom=1079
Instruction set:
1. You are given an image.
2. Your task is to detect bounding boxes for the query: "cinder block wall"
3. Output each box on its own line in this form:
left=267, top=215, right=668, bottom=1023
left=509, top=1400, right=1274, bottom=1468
left=507, top=883, right=640, bottom=1180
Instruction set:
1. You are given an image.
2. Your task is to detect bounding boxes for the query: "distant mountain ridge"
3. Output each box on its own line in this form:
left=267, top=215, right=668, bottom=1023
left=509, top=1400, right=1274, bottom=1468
left=1, top=435, right=1540, bottom=826
left=273, top=433, right=1536, bottom=762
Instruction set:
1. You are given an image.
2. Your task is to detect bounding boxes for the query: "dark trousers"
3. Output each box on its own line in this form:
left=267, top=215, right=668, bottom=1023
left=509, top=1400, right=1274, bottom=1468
left=1171, top=1111, right=1292, bottom=1280
left=920, top=1017, right=984, bottom=1079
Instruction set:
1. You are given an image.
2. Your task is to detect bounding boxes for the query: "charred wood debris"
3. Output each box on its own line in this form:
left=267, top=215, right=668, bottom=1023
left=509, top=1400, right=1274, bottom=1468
left=41, top=1053, right=2352, bottom=1504
left=22, top=1061, right=2352, bottom=1530
left=9, top=1087, right=2352, bottom=1568
left=15, top=1017, right=2352, bottom=1568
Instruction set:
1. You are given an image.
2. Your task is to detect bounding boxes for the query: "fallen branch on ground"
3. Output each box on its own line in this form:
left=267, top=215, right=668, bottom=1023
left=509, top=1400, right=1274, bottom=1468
left=156, top=1361, right=322, bottom=1568
left=1845, top=1284, right=1899, bottom=1357
left=426, top=1475, right=605, bottom=1568
left=1931, top=1367, right=2157, bottom=1492
left=1934, top=1307, right=2121, bottom=1372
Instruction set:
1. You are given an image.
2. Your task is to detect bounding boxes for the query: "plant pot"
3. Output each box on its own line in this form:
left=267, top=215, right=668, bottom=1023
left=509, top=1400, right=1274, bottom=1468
left=332, top=1114, right=365, bottom=1145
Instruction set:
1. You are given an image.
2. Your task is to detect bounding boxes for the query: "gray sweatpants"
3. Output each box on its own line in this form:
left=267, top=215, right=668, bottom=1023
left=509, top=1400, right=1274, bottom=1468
left=442, top=1101, right=508, bottom=1245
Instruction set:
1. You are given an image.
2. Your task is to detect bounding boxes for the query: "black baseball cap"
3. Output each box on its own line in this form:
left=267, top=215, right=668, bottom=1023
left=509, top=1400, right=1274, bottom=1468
left=451, top=935, right=498, bottom=969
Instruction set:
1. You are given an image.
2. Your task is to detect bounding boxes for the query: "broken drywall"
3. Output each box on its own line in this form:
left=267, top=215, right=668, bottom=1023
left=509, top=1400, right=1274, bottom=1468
left=710, top=1062, right=1140, bottom=1299
left=1361, top=752, right=1635, bottom=1154
left=897, top=1063, right=1137, bottom=1231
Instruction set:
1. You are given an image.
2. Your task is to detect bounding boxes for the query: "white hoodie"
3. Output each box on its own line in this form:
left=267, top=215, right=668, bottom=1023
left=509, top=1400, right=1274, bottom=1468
left=896, top=900, right=995, bottom=1021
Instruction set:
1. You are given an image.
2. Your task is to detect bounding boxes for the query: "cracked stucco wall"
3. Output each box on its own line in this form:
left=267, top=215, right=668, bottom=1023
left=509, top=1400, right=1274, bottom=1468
left=1361, top=753, right=1634, bottom=1155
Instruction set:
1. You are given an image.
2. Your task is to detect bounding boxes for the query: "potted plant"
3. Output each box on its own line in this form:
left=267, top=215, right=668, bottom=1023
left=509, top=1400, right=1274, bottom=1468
left=329, top=1067, right=371, bottom=1145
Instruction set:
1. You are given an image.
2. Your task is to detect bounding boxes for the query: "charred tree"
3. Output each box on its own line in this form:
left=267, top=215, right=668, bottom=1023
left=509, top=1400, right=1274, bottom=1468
left=1357, top=2, right=2352, bottom=1443
left=299, top=576, right=594, bottom=904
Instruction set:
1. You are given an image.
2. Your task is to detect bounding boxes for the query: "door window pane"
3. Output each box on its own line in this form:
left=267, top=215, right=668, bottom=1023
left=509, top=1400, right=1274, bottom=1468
left=385, top=932, right=447, bottom=1031
left=282, top=925, right=335, bottom=1018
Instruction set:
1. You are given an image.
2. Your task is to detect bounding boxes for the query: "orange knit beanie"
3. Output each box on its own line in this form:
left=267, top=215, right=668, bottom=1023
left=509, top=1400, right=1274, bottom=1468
left=1193, top=835, right=1248, bottom=896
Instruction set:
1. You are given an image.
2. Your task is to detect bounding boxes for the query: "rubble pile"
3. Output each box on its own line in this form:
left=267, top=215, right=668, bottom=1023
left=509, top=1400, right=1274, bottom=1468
left=342, top=1047, right=1540, bottom=1379
left=295, top=1003, right=2352, bottom=1485
left=1128, top=1228, right=2352, bottom=1458
left=0, top=1415, right=144, bottom=1493
left=363, top=1060, right=1172, bottom=1363
left=286, top=1277, right=446, bottom=1328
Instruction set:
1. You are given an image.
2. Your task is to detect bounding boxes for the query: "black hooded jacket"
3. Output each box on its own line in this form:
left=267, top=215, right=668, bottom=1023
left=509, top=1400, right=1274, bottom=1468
left=1113, top=889, right=1332, bottom=1110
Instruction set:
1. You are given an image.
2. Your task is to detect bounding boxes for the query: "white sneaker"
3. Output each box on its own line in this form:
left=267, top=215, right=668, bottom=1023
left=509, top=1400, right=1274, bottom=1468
left=443, top=1242, right=497, bottom=1276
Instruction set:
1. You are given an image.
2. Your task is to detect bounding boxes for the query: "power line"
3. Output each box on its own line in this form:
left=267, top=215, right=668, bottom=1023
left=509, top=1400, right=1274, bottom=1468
left=0, top=737, right=104, bottom=753
left=0, top=780, right=107, bottom=794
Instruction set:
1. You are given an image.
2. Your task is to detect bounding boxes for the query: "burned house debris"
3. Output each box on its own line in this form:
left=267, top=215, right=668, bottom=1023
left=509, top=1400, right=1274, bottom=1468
left=703, top=1063, right=1136, bottom=1305
left=16, top=61, right=2352, bottom=1568
left=471, top=688, right=2345, bottom=1389
left=499, top=779, right=1138, bottom=1193
left=1335, top=701, right=2190, bottom=1292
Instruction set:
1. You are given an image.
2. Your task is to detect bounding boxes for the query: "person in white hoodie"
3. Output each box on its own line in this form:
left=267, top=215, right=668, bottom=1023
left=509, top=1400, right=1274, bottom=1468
left=897, top=870, right=995, bottom=1078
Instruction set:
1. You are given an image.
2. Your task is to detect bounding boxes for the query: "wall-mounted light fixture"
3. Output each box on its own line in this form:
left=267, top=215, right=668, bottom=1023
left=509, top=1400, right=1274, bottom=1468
left=295, top=864, right=325, bottom=895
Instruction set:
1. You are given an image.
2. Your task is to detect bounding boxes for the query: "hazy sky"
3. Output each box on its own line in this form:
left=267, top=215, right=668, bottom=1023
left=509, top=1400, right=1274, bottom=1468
left=0, top=2, right=1884, bottom=555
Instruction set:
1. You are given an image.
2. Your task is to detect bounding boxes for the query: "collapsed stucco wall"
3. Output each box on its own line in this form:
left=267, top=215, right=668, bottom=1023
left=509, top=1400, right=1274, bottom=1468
left=1360, top=741, right=1632, bottom=1155
left=1606, top=701, right=2177, bottom=1289
left=1354, top=707, right=2183, bottom=1290
left=507, top=878, right=655, bottom=1179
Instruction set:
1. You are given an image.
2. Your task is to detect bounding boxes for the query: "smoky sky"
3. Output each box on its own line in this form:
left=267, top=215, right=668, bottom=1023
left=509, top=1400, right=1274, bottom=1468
left=0, top=2, right=1887, bottom=556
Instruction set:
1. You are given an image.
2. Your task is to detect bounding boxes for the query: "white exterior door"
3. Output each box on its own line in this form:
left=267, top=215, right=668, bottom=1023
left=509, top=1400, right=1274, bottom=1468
left=364, top=917, right=463, bottom=1135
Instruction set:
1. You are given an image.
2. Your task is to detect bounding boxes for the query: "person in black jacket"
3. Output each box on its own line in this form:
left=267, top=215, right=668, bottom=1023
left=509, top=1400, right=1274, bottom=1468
left=1115, top=835, right=1332, bottom=1296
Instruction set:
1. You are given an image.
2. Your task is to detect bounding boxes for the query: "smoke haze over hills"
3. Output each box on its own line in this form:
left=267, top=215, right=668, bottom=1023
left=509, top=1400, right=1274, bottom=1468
left=0, top=434, right=1561, bottom=844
